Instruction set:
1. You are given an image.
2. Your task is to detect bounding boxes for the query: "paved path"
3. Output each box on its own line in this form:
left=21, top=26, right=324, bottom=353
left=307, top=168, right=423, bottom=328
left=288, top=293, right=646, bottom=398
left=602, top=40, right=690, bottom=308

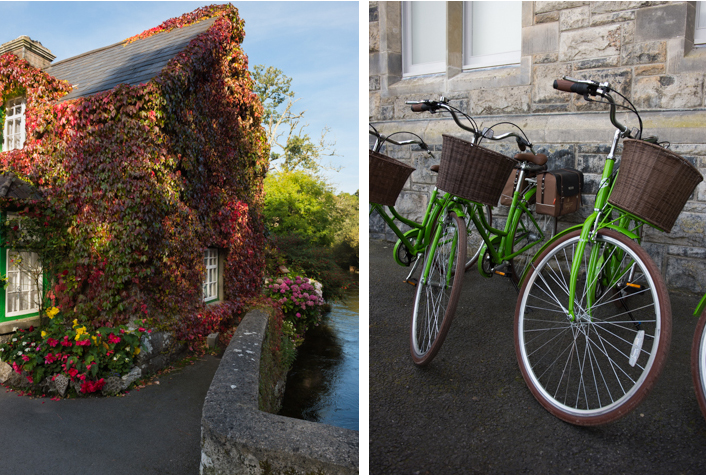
left=0, top=355, right=220, bottom=475
left=369, top=239, right=705, bottom=474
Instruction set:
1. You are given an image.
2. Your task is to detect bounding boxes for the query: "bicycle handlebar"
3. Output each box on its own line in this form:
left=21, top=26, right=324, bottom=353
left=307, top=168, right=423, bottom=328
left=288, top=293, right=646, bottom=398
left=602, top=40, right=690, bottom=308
left=369, top=125, right=433, bottom=155
left=406, top=99, right=533, bottom=151
left=553, top=76, right=631, bottom=136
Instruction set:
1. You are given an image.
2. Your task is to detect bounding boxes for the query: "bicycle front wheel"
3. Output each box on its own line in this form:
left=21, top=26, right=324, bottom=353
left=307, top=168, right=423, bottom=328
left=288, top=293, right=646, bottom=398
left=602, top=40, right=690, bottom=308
left=515, top=228, right=671, bottom=425
left=691, top=309, right=705, bottom=417
left=410, top=211, right=466, bottom=366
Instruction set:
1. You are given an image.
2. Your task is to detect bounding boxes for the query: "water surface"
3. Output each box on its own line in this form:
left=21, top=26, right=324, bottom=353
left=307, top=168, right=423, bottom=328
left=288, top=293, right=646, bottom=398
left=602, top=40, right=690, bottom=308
left=279, top=287, right=359, bottom=431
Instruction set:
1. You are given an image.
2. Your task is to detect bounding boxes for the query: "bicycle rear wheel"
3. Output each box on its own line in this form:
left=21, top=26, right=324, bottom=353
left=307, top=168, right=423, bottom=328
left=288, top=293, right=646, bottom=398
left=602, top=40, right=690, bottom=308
left=410, top=211, right=466, bottom=366
left=691, top=309, right=705, bottom=417
left=515, top=228, right=671, bottom=425
left=509, top=204, right=556, bottom=287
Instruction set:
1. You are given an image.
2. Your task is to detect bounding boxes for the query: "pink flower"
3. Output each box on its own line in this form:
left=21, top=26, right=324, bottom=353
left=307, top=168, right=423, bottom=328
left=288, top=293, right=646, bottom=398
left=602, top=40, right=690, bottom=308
left=47, top=338, right=59, bottom=347
left=296, top=313, right=301, bottom=318
left=108, top=333, right=121, bottom=344
left=21, top=355, right=29, bottom=362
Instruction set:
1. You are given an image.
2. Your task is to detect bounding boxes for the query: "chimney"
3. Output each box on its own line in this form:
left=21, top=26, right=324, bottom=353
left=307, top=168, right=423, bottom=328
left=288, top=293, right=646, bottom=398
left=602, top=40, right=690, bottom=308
left=0, top=36, right=55, bottom=69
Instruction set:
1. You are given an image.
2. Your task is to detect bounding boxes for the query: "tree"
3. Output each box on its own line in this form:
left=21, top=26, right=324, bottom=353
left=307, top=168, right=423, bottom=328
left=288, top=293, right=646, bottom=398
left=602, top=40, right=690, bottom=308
left=332, top=191, right=358, bottom=268
left=263, top=170, right=339, bottom=246
left=252, top=65, right=337, bottom=173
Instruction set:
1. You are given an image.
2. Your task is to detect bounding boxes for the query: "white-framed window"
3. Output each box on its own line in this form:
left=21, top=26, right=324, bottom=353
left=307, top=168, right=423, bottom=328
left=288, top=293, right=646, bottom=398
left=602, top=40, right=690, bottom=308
left=2, top=96, right=26, bottom=152
left=6, top=250, right=41, bottom=317
left=203, top=248, right=219, bottom=302
left=695, top=1, right=706, bottom=45
left=463, top=1, right=522, bottom=70
left=402, top=1, right=446, bottom=76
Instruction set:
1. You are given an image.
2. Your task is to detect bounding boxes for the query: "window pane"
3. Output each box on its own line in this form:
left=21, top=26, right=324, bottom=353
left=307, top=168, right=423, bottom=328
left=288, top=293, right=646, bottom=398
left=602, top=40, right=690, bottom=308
left=696, top=1, right=706, bottom=45
left=464, top=1, right=522, bottom=69
left=410, top=2, right=446, bottom=64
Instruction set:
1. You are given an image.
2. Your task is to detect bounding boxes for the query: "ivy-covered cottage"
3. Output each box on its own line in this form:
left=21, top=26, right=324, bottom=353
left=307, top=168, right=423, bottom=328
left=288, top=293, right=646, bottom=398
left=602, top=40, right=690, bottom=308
left=0, top=4, right=268, bottom=335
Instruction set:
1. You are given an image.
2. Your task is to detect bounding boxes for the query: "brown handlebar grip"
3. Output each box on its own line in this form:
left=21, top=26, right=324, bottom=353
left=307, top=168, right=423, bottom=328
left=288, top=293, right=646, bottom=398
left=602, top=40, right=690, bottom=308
left=553, top=79, right=575, bottom=92
left=411, top=103, right=428, bottom=112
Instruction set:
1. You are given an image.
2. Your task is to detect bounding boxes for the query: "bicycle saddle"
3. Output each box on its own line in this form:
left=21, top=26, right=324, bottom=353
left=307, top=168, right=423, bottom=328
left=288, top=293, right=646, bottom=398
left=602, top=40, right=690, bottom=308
left=514, top=153, right=547, bottom=166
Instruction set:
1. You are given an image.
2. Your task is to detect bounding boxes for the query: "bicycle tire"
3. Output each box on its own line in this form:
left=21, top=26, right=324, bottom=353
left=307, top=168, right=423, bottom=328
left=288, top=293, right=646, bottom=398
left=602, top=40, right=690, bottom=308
left=691, top=309, right=705, bottom=417
left=514, top=228, right=672, bottom=425
left=410, top=211, right=466, bottom=366
left=508, top=204, right=556, bottom=287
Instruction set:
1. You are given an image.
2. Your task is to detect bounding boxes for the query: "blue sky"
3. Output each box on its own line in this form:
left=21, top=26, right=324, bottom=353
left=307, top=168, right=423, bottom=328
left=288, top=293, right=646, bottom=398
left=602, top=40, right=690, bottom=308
left=0, top=1, right=359, bottom=194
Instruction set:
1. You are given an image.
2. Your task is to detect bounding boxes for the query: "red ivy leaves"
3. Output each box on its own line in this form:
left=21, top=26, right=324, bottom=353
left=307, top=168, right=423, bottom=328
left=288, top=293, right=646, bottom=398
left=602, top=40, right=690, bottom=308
left=124, top=4, right=234, bottom=45
left=0, top=5, right=268, bottom=330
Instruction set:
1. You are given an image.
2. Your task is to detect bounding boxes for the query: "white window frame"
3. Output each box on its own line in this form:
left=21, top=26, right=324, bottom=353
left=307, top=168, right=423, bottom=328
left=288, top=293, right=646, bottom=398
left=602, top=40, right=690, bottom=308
left=2, top=96, right=26, bottom=152
left=695, top=1, right=706, bottom=45
left=5, top=208, right=42, bottom=320
left=203, top=248, right=219, bottom=302
left=463, top=1, right=522, bottom=70
left=402, top=1, right=446, bottom=77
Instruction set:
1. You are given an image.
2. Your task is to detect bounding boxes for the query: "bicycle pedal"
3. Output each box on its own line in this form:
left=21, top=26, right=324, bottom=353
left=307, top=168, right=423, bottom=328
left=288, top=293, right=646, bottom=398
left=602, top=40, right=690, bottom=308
left=404, top=278, right=418, bottom=286
left=492, top=262, right=511, bottom=277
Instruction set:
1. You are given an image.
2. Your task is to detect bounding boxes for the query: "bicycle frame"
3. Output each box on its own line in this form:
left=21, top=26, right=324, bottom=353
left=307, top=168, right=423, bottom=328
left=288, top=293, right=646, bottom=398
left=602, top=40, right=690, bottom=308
left=468, top=180, right=546, bottom=277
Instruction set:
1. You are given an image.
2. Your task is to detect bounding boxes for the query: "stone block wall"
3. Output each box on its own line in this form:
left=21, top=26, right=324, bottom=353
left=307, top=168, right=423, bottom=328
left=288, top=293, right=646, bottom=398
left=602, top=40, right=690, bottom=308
left=369, top=1, right=706, bottom=294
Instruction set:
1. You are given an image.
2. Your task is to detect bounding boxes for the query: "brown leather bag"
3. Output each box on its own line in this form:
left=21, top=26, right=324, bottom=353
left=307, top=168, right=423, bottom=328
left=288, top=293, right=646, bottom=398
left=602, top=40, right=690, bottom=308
left=499, top=169, right=522, bottom=206
left=536, top=169, right=583, bottom=216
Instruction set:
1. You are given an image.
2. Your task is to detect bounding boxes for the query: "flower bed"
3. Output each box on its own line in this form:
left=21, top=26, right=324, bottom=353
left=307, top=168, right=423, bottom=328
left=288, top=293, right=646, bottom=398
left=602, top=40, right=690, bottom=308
left=0, top=307, right=148, bottom=397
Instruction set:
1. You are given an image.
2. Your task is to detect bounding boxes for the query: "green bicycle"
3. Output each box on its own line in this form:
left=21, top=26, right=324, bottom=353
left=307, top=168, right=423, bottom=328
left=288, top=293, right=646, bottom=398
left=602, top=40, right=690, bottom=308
left=403, top=99, right=557, bottom=365
left=369, top=124, right=494, bottom=286
left=515, top=77, right=704, bottom=425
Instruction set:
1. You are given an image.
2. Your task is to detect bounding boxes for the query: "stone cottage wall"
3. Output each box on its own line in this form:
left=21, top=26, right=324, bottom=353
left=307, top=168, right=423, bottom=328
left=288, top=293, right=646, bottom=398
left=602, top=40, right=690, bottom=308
left=369, top=1, right=706, bottom=294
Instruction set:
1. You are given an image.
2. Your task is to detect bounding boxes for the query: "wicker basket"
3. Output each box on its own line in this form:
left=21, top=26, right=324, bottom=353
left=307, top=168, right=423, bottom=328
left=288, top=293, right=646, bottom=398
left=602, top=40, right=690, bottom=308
left=608, top=139, right=703, bottom=232
left=369, top=150, right=416, bottom=206
left=437, top=135, right=517, bottom=206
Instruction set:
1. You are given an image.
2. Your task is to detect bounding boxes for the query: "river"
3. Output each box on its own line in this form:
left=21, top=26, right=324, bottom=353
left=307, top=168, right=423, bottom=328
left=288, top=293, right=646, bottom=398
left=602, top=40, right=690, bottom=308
left=278, top=286, right=359, bottom=431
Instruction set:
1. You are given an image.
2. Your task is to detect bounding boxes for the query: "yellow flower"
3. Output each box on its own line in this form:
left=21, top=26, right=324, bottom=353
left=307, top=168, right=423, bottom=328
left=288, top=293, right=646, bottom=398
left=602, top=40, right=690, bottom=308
left=46, top=307, right=59, bottom=319
left=41, top=331, right=47, bottom=338
left=91, top=335, right=98, bottom=346
left=72, top=319, right=79, bottom=328
left=134, top=347, right=141, bottom=356
left=74, top=326, right=86, bottom=340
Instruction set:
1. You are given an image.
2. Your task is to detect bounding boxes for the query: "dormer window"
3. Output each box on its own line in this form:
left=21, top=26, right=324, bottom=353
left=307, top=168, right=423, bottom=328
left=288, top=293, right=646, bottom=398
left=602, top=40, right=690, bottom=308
left=2, top=96, right=26, bottom=151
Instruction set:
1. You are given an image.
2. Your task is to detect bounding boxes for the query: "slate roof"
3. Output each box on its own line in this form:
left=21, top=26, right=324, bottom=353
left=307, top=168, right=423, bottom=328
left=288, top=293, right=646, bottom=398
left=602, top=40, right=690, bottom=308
left=44, top=17, right=217, bottom=102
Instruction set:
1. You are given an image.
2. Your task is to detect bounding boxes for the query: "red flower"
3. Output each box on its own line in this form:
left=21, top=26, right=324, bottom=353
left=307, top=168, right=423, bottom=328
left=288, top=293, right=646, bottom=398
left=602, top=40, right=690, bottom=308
left=66, top=367, right=79, bottom=379
left=108, top=333, right=121, bottom=344
left=47, top=338, right=58, bottom=347
left=80, top=378, right=105, bottom=394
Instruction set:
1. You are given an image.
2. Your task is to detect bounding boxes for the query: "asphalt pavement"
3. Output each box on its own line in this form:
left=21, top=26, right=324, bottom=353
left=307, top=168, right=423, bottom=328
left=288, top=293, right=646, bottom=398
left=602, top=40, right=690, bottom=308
left=0, top=355, right=220, bottom=475
left=369, top=239, right=705, bottom=474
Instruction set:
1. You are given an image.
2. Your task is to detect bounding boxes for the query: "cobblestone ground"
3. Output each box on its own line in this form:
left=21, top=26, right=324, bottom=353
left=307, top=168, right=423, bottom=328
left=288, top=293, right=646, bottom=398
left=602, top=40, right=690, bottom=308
left=369, top=240, right=705, bottom=475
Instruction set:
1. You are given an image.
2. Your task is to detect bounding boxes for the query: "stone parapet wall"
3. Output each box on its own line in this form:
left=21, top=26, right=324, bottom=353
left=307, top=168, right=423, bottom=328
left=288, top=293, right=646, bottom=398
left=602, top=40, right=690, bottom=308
left=369, top=1, right=705, bottom=294
left=200, top=308, right=359, bottom=475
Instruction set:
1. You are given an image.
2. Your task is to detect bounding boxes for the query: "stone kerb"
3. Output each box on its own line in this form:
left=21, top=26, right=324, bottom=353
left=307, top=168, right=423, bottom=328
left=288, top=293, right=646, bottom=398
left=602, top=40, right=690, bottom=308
left=200, top=308, right=359, bottom=475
